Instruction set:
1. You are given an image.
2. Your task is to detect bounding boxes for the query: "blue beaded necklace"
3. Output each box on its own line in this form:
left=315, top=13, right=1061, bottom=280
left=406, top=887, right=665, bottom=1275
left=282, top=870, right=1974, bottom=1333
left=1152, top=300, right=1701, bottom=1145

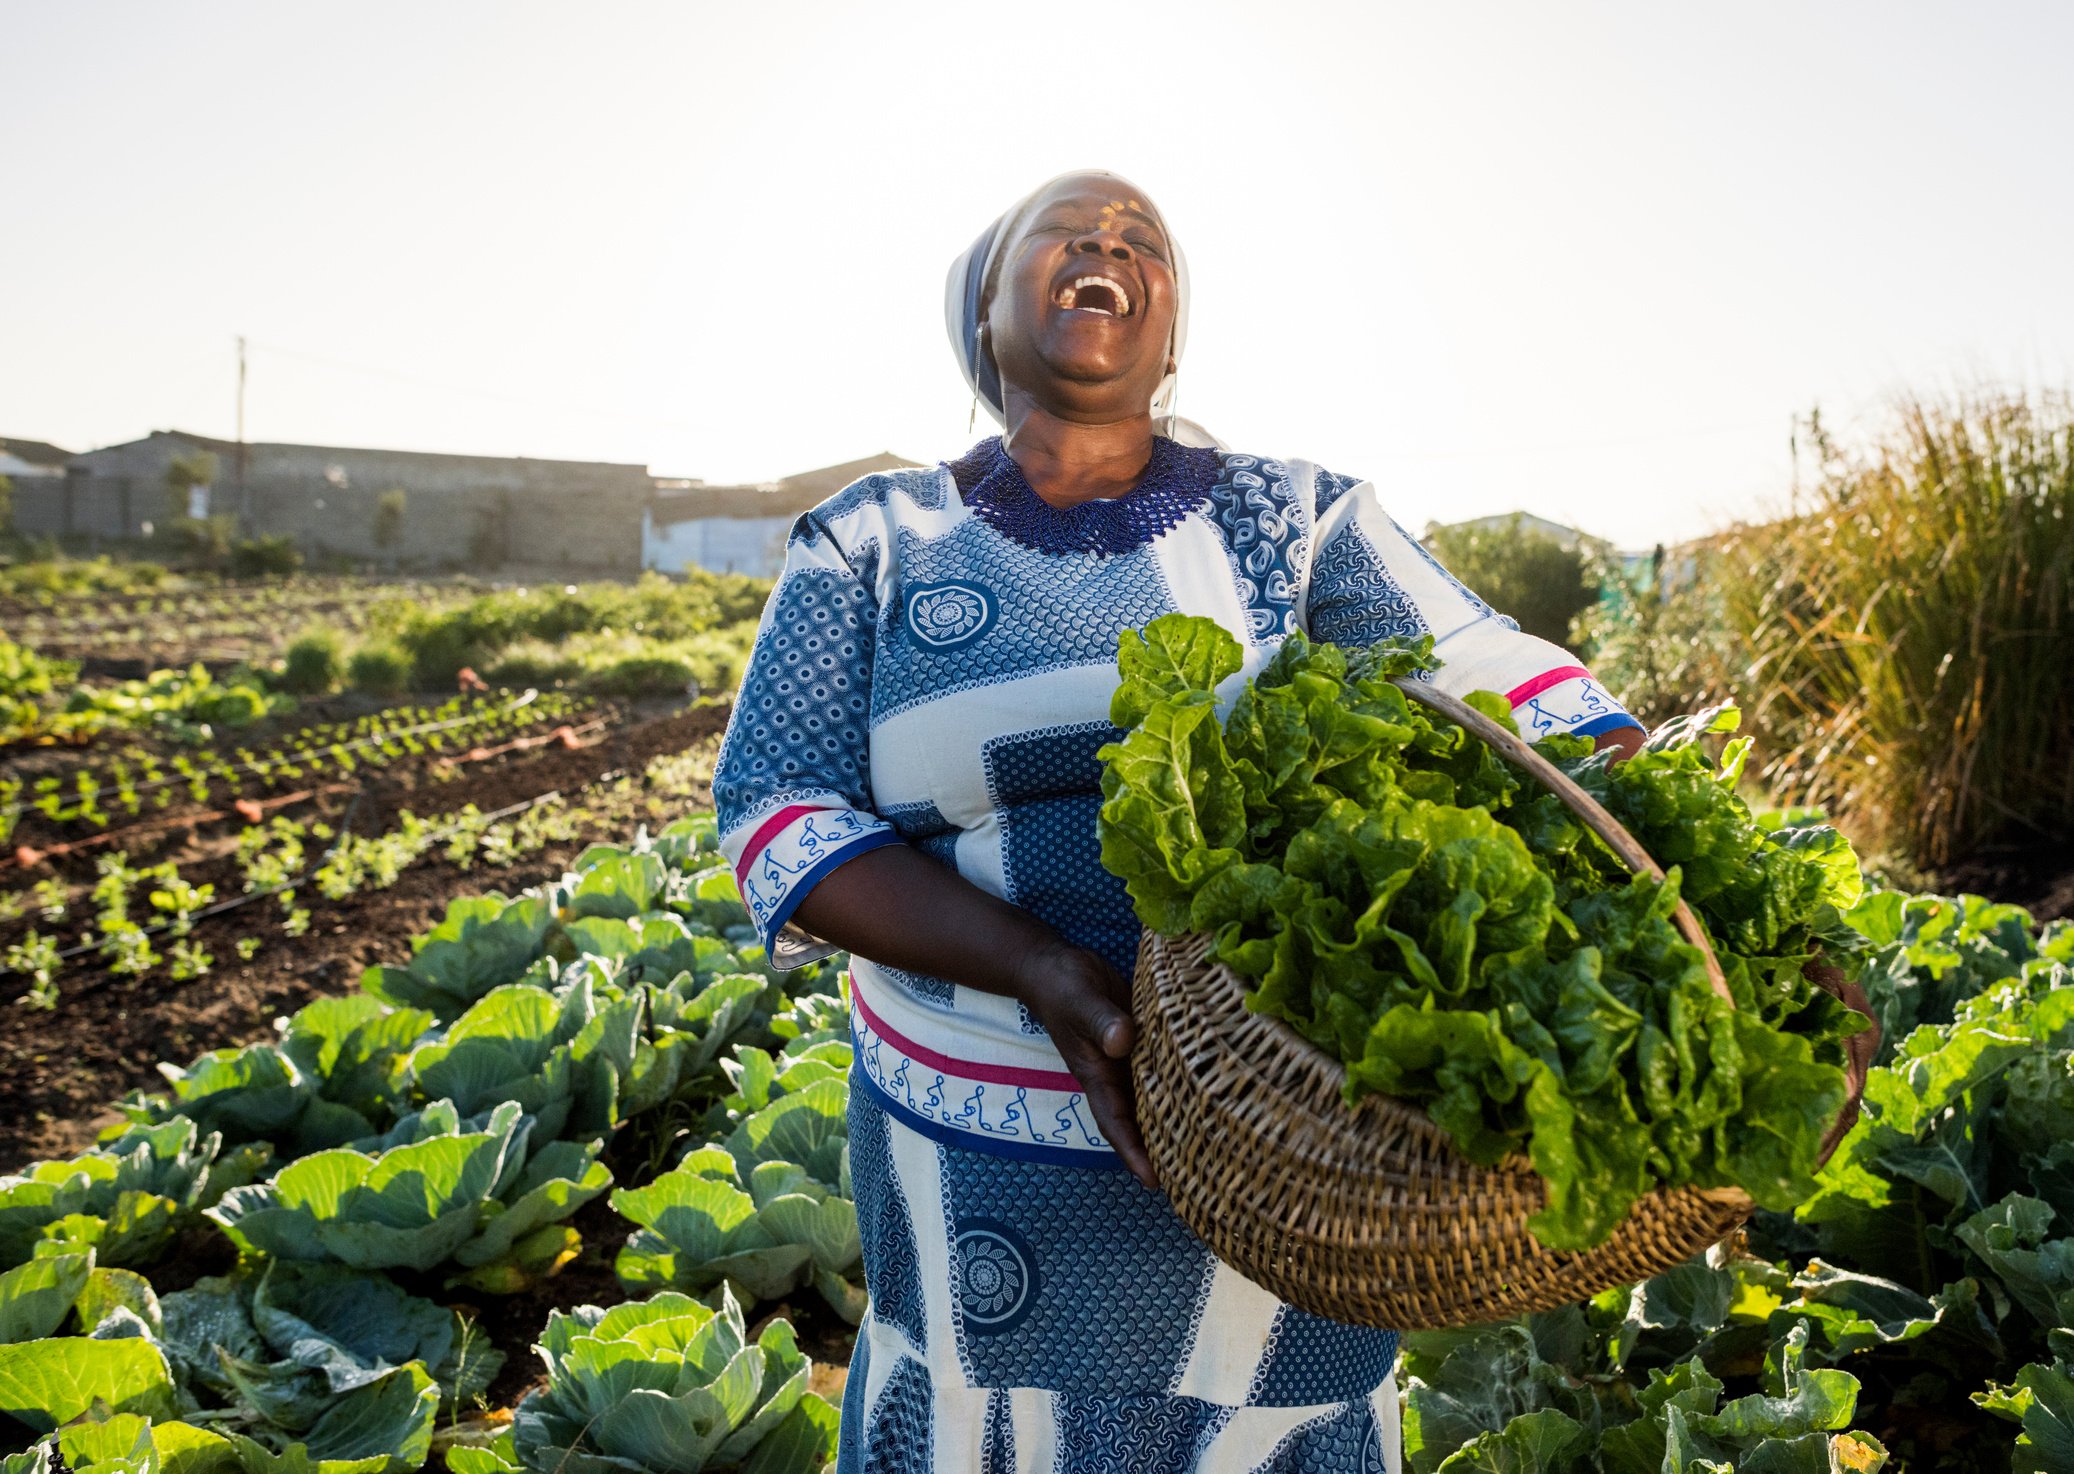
left=945, top=435, right=1222, bottom=558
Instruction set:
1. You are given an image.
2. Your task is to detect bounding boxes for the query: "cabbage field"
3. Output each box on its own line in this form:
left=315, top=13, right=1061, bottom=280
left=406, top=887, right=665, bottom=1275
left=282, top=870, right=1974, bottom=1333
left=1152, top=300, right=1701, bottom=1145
left=0, top=796, right=2066, bottom=1471
left=2, top=555, right=2071, bottom=1473
left=0, top=817, right=853, bottom=1473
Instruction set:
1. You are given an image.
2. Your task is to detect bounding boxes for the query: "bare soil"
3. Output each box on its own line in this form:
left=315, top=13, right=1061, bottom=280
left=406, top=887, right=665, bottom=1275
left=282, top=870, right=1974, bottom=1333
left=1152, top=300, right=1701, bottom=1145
left=0, top=703, right=730, bottom=1166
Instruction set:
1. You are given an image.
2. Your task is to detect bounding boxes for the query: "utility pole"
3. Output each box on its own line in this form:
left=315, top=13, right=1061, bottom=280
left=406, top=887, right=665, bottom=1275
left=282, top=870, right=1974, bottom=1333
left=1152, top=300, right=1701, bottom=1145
left=235, top=334, right=249, bottom=528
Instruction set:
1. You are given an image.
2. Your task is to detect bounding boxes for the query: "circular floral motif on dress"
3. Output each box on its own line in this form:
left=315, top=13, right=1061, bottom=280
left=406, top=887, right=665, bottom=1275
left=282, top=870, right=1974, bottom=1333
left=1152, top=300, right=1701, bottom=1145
left=953, top=1220, right=1038, bottom=1331
left=905, top=581, right=997, bottom=649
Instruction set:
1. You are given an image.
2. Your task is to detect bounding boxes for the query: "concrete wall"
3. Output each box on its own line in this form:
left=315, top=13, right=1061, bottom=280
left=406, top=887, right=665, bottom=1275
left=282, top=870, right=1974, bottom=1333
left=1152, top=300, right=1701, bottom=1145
left=39, top=433, right=649, bottom=573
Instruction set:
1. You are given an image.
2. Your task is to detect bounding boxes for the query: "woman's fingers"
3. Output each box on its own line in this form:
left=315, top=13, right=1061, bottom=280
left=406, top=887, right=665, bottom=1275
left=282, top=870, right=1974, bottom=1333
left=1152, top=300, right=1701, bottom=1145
left=1068, top=1045, right=1159, bottom=1190
left=1039, top=951, right=1158, bottom=1189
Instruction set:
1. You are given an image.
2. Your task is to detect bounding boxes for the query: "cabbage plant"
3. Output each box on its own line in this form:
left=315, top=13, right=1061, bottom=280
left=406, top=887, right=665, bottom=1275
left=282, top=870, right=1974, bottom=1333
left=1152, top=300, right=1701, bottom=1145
left=0, top=1120, right=267, bottom=1271
left=615, top=1091, right=864, bottom=1325
left=404, top=976, right=640, bottom=1144
left=361, top=893, right=556, bottom=1019
left=207, top=1100, right=609, bottom=1290
left=159, top=1261, right=500, bottom=1427
left=508, top=1288, right=837, bottom=1474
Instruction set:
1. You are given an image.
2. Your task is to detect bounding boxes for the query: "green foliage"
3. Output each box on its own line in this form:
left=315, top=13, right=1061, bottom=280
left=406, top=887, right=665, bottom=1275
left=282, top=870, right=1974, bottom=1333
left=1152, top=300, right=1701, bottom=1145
left=0, top=1120, right=268, bottom=1271
left=52, top=1412, right=240, bottom=1473
left=1571, top=543, right=1736, bottom=729
left=511, top=1289, right=838, bottom=1474
left=7, top=661, right=294, bottom=745
left=344, top=641, right=412, bottom=698
left=0, top=1335, right=177, bottom=1434
left=206, top=1099, right=610, bottom=1289
left=159, top=1261, right=498, bottom=1429
left=279, top=628, right=344, bottom=694
left=0, top=806, right=854, bottom=1465
left=613, top=1089, right=864, bottom=1326
left=1425, top=889, right=2074, bottom=1471
left=1398, top=1276, right=1893, bottom=1473
left=1421, top=515, right=1600, bottom=648
left=231, top=535, right=305, bottom=579
left=346, top=572, right=768, bottom=692
left=1098, top=614, right=1864, bottom=1248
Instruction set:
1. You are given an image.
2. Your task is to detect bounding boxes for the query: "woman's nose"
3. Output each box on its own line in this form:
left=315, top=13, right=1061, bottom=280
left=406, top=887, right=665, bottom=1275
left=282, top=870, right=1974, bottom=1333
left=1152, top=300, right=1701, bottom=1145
left=1073, top=229, right=1133, bottom=262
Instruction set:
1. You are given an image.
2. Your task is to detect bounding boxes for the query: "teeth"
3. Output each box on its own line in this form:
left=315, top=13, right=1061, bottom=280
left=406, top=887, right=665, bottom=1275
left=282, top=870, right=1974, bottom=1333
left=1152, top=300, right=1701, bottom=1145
left=1055, top=275, right=1131, bottom=317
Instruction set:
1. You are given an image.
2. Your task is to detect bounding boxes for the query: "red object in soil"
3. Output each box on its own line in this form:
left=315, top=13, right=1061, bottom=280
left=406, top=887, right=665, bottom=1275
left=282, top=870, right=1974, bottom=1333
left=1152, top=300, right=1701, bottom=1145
left=14, top=845, right=44, bottom=869
left=233, top=799, right=265, bottom=824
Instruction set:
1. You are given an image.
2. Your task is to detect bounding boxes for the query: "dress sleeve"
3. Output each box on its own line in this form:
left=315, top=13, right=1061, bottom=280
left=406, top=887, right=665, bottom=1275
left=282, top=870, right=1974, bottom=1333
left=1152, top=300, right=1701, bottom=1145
left=1300, top=474, right=1644, bottom=741
left=712, top=514, right=902, bottom=968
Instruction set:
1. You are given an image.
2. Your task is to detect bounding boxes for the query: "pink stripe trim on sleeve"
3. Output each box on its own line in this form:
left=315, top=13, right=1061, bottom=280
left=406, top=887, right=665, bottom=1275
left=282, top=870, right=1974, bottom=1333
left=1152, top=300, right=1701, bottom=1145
left=736, top=803, right=835, bottom=880
left=851, top=983, right=1085, bottom=1093
left=1504, top=665, right=1592, bottom=708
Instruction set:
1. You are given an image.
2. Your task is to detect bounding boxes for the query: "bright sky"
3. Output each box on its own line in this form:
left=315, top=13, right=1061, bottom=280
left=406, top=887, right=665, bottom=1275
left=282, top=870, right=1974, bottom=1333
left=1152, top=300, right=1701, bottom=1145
left=5, top=1, right=2071, bottom=548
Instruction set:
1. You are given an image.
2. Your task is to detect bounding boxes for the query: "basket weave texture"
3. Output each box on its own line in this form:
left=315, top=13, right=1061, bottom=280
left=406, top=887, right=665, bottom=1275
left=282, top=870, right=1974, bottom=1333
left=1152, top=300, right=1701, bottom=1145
left=1132, top=931, right=1753, bottom=1330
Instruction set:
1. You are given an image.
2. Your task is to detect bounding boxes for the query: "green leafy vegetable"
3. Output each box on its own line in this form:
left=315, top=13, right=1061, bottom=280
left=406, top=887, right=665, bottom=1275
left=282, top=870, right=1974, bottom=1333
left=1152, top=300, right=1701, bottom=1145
left=511, top=1289, right=836, bottom=1474
left=1097, top=615, right=1859, bottom=1247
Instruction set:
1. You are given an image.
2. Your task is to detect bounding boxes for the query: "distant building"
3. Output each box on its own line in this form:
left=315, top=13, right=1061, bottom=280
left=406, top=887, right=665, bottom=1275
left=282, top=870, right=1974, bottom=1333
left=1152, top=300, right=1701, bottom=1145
left=1423, top=510, right=1603, bottom=551
left=21, top=430, right=657, bottom=573
left=0, top=437, right=72, bottom=483
left=643, top=451, right=922, bottom=579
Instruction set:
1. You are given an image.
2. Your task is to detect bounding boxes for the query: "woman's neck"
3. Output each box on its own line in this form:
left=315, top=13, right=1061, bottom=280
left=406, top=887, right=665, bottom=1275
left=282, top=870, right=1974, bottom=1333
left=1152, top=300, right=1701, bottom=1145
left=1000, top=401, right=1157, bottom=508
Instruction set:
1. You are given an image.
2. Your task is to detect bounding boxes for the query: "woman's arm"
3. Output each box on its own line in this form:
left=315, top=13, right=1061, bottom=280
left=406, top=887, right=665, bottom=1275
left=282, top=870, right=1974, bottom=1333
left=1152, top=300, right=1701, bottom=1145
left=791, top=847, right=1159, bottom=1188
left=713, top=501, right=1159, bottom=1187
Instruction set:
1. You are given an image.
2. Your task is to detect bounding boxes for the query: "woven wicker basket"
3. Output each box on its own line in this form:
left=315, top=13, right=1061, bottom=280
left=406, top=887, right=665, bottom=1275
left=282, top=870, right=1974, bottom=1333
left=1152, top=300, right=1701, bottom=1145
left=1129, top=678, right=1753, bottom=1331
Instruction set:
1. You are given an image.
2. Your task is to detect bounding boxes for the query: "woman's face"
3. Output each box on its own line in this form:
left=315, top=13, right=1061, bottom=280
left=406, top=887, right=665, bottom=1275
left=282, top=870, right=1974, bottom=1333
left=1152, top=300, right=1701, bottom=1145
left=983, top=174, right=1178, bottom=424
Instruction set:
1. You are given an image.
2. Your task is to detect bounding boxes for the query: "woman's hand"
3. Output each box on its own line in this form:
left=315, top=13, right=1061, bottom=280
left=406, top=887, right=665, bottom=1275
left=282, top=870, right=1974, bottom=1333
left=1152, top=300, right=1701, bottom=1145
left=1010, top=938, right=1158, bottom=1191
left=1591, top=725, right=1647, bottom=763
left=792, top=846, right=1160, bottom=1187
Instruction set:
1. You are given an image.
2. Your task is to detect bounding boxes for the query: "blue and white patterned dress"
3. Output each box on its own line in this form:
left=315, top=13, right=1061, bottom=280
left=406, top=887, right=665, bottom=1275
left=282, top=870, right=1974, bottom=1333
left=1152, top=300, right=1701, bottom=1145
left=712, top=437, right=1641, bottom=1474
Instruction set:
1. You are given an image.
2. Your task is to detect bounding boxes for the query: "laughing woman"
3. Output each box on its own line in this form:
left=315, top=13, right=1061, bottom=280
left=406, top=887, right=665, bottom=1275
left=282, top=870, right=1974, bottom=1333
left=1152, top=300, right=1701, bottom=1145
left=711, top=171, right=1647, bottom=1474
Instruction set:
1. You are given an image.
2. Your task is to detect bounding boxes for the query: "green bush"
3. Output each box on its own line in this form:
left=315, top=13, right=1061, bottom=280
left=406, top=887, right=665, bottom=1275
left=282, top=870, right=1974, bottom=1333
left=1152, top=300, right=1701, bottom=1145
left=167, top=515, right=237, bottom=567
left=1421, top=515, right=1600, bottom=648
left=479, top=640, right=581, bottom=691
left=1571, top=544, right=1737, bottom=728
left=586, top=654, right=699, bottom=698
left=280, top=627, right=345, bottom=694
left=345, top=573, right=771, bottom=695
left=346, top=640, right=414, bottom=698
left=229, top=534, right=303, bottom=578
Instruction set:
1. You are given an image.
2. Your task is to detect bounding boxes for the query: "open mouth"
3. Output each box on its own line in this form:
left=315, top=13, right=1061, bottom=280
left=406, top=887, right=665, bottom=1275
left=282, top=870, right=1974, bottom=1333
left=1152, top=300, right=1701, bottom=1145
left=1053, top=275, right=1132, bottom=318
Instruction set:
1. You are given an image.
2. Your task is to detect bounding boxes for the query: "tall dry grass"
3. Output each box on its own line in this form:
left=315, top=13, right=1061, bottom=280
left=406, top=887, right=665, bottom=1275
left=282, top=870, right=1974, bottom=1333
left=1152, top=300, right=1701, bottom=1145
left=1713, top=388, right=2074, bottom=867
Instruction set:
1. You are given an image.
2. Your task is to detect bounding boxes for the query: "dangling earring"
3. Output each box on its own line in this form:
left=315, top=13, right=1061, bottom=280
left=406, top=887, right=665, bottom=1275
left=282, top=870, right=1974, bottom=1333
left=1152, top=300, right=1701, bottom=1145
left=1166, top=371, right=1180, bottom=440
